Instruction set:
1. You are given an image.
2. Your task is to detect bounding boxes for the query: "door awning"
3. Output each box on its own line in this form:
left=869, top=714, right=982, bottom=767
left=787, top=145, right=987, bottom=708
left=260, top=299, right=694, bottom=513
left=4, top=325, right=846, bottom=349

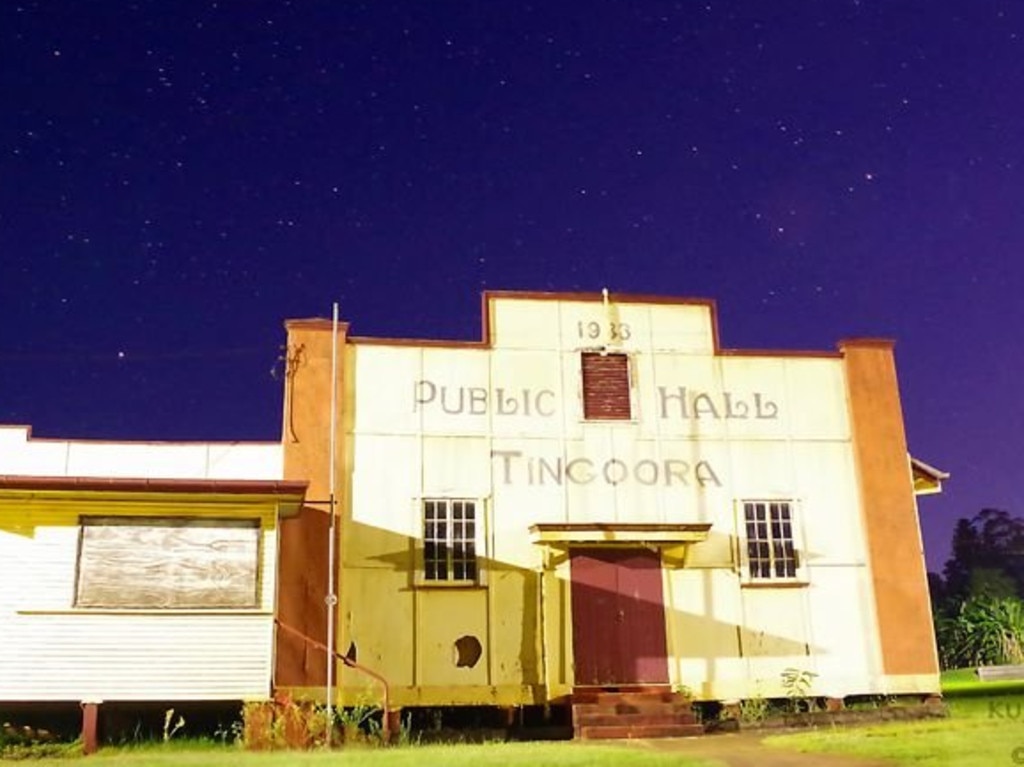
left=529, top=522, right=712, bottom=546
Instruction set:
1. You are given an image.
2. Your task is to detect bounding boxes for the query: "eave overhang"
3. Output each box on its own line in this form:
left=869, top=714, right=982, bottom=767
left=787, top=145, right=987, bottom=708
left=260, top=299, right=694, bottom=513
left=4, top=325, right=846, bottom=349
left=0, top=476, right=309, bottom=516
left=910, top=456, right=949, bottom=497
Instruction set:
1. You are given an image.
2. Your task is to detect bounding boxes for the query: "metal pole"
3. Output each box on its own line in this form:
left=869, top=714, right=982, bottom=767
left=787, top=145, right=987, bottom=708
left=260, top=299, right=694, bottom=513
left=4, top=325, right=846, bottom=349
left=325, top=302, right=339, bottom=746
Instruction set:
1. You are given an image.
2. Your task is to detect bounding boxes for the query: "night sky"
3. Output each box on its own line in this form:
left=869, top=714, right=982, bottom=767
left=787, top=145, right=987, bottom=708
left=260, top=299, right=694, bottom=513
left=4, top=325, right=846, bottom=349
left=2, top=2, right=1021, bottom=570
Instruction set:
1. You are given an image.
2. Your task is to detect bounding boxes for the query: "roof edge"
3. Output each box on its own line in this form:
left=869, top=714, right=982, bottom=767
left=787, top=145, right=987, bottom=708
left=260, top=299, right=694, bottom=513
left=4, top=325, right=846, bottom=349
left=0, top=476, right=309, bottom=497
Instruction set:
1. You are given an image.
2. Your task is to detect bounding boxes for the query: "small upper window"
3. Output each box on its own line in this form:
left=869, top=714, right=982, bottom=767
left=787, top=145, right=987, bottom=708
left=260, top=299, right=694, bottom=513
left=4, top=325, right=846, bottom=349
left=581, top=352, right=632, bottom=420
left=743, top=501, right=798, bottom=580
left=423, top=499, right=478, bottom=583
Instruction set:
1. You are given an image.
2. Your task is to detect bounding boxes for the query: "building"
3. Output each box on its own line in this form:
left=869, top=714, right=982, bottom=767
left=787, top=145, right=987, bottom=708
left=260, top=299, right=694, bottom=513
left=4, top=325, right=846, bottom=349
left=0, top=425, right=305, bottom=749
left=0, top=289, right=947, bottom=743
left=275, top=290, right=947, bottom=718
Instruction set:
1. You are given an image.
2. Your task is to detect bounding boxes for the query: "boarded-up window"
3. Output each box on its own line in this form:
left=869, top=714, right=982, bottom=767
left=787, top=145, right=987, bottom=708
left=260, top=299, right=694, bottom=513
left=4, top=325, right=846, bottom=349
left=581, top=352, right=632, bottom=420
left=76, top=517, right=260, bottom=609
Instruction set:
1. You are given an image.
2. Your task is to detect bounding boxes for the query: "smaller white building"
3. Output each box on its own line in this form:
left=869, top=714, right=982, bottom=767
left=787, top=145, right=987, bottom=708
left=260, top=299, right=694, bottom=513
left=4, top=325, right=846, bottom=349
left=0, top=425, right=305, bottom=707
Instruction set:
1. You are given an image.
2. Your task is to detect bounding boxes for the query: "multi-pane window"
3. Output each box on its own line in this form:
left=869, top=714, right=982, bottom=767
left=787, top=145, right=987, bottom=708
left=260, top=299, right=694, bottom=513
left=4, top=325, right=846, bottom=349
left=581, top=352, right=632, bottom=420
left=743, top=501, right=798, bottom=580
left=423, top=500, right=477, bottom=583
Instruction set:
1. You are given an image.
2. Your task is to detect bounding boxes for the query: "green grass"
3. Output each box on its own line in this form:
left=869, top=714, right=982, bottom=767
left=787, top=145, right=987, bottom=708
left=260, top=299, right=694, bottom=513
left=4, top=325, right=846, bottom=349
left=18, top=741, right=722, bottom=767
left=23, top=670, right=1024, bottom=767
left=763, top=673, right=1024, bottom=766
left=940, top=666, right=1024, bottom=696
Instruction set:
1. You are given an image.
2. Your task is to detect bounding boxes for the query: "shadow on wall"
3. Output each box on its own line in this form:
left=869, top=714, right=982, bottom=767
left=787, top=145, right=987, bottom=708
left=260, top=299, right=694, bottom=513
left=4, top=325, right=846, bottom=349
left=276, top=511, right=826, bottom=697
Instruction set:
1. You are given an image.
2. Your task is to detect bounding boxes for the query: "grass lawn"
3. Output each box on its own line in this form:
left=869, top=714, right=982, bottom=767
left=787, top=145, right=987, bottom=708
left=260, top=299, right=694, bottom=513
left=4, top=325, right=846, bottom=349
left=18, top=741, right=723, bottom=767
left=763, top=671, right=1024, bottom=767
left=939, top=667, right=1024, bottom=697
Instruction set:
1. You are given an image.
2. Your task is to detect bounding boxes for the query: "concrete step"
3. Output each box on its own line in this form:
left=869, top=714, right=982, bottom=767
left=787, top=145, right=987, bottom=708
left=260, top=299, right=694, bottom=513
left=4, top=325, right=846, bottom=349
left=573, top=702, right=695, bottom=718
left=570, top=687, right=703, bottom=740
left=576, top=723, right=705, bottom=740
left=572, top=689, right=682, bottom=705
left=574, top=711, right=698, bottom=728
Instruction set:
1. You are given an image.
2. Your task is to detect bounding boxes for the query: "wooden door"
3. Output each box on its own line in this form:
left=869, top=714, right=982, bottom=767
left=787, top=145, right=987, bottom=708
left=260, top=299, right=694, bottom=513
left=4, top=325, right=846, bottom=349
left=570, top=547, right=669, bottom=685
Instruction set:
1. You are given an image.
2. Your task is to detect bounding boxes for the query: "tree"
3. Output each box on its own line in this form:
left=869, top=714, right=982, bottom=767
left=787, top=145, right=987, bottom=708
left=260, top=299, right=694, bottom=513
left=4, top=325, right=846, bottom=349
left=941, top=518, right=978, bottom=605
left=940, top=509, right=1024, bottom=606
left=932, top=509, right=1024, bottom=668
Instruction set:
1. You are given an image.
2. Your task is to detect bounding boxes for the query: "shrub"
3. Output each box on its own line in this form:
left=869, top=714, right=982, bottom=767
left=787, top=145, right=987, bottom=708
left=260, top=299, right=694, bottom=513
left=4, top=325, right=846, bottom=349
left=937, top=595, right=1024, bottom=669
left=1, top=722, right=81, bottom=760
left=240, top=694, right=385, bottom=750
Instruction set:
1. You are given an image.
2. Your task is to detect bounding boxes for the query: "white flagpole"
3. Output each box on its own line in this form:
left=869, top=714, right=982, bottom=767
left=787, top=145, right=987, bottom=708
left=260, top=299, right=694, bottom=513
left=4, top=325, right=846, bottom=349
left=325, top=302, right=339, bottom=746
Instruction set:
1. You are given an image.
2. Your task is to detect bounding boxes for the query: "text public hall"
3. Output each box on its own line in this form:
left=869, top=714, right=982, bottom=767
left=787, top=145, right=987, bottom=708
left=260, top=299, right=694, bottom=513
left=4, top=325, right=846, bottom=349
left=413, top=380, right=780, bottom=420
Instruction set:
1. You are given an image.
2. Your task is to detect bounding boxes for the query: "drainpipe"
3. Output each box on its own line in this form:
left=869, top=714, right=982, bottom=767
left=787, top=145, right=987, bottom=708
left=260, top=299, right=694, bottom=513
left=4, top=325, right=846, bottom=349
left=537, top=554, right=548, bottom=712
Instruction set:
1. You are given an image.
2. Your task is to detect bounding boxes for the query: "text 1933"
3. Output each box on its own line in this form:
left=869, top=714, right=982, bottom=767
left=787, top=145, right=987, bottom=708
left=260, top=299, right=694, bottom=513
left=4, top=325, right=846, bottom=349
left=577, top=320, right=631, bottom=341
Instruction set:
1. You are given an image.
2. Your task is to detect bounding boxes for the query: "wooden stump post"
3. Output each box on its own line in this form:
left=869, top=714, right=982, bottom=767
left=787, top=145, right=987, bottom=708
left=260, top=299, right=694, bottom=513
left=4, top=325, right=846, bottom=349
left=81, top=701, right=101, bottom=756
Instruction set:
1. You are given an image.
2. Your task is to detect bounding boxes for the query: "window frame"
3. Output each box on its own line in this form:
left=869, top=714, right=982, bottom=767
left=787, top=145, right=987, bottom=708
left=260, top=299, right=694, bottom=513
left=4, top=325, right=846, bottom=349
left=579, top=350, right=636, bottom=422
left=736, top=499, right=808, bottom=586
left=74, top=515, right=262, bottom=610
left=415, top=498, right=486, bottom=588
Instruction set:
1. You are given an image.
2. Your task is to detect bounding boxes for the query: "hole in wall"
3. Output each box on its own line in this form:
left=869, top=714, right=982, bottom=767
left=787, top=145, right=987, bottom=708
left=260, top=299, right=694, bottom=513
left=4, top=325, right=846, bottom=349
left=453, top=635, right=482, bottom=668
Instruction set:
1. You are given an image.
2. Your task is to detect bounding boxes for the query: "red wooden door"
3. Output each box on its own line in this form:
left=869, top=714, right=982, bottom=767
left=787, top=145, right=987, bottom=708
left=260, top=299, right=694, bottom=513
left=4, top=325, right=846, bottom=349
left=570, top=547, right=669, bottom=685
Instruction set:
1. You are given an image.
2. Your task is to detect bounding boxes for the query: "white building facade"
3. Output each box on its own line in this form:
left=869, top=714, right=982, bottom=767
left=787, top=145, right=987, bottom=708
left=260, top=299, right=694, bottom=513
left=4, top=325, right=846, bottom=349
left=278, top=291, right=943, bottom=708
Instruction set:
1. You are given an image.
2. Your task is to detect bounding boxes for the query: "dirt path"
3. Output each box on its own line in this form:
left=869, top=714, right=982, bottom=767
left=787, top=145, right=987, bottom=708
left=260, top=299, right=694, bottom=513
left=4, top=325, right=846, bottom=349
left=629, top=732, right=893, bottom=767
